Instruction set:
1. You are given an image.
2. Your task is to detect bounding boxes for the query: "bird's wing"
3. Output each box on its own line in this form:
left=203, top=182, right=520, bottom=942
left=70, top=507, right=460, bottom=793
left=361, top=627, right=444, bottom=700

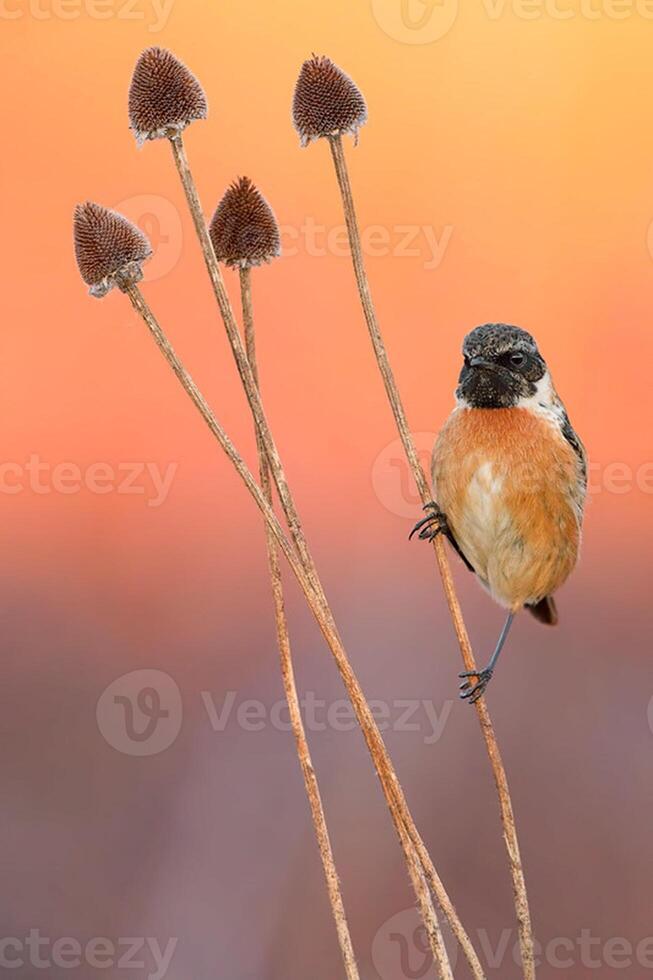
left=558, top=409, right=588, bottom=525
left=444, top=523, right=476, bottom=573
left=560, top=411, right=587, bottom=487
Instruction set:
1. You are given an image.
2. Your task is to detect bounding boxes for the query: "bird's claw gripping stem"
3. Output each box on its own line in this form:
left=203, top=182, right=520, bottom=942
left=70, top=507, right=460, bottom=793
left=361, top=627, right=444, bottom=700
left=459, top=667, right=494, bottom=704
left=409, top=501, right=448, bottom=542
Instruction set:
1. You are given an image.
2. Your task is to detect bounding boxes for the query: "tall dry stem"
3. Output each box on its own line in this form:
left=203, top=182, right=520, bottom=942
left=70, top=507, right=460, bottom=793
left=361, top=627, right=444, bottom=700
left=325, top=130, right=535, bottom=980
left=239, top=266, right=359, bottom=979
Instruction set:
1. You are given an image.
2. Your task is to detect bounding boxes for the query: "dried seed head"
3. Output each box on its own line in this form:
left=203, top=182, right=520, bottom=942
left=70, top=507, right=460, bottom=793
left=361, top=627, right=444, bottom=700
left=73, top=202, right=152, bottom=297
left=209, top=177, right=281, bottom=269
left=128, top=47, right=208, bottom=144
left=292, top=55, right=367, bottom=145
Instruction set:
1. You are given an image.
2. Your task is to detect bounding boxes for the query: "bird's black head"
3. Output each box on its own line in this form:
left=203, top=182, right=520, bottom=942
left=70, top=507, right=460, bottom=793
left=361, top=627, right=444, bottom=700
left=457, top=323, right=547, bottom=409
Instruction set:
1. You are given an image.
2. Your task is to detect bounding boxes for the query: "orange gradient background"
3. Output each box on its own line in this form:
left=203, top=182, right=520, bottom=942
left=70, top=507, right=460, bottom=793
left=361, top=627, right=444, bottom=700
left=2, top=2, right=653, bottom=978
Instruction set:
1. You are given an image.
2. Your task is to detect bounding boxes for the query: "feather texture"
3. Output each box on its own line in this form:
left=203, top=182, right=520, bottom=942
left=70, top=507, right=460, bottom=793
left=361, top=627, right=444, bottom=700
left=433, top=406, right=584, bottom=611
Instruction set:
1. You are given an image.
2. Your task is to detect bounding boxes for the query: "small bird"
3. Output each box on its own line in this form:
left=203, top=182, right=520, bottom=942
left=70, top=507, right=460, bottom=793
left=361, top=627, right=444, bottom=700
left=411, top=323, right=587, bottom=702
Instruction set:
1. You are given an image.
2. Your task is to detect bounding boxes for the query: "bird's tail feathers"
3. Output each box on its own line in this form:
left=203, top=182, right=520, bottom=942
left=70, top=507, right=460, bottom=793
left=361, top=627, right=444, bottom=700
left=527, top=595, right=558, bottom=626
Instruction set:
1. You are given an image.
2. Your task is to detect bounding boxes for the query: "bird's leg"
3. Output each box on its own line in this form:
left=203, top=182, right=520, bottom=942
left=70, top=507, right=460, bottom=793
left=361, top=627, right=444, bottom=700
left=409, top=501, right=449, bottom=542
left=459, top=612, right=515, bottom=704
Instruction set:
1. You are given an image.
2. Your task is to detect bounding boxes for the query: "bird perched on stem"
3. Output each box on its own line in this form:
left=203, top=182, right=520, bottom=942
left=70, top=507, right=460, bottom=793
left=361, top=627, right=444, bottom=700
left=411, top=323, right=587, bottom=703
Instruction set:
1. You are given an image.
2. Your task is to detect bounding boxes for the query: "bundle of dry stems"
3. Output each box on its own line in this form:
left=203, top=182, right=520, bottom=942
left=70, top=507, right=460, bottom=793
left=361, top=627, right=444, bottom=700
left=73, top=45, right=536, bottom=980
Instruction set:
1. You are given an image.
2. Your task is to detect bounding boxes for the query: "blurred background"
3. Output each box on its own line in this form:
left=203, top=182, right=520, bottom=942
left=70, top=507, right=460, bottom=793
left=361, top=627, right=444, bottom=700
left=2, top=1, right=653, bottom=977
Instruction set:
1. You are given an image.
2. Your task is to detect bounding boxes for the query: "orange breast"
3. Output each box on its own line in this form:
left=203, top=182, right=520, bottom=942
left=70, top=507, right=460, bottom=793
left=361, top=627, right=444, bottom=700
left=432, top=407, right=583, bottom=609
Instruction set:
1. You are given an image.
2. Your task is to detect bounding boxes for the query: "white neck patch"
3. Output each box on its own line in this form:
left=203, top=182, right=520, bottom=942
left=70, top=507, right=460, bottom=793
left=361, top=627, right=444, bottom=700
left=516, top=371, right=564, bottom=425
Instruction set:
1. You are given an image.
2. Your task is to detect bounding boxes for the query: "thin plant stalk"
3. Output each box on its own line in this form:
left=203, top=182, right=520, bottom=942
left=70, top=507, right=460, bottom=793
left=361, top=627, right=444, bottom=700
left=326, top=131, right=535, bottom=980
left=168, top=134, right=317, bottom=597
left=165, top=131, right=484, bottom=979
left=239, top=266, right=359, bottom=980
left=123, top=280, right=465, bottom=980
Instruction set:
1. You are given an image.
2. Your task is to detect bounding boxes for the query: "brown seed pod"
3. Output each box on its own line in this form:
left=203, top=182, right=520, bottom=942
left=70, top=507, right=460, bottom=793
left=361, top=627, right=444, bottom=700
left=128, top=47, right=208, bottom=144
left=73, top=202, right=152, bottom=297
left=292, top=55, right=367, bottom=146
left=209, top=177, right=281, bottom=268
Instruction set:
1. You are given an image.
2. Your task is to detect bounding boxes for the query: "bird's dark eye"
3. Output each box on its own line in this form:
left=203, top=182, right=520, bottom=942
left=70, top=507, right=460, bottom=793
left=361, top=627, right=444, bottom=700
left=510, top=352, right=526, bottom=368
